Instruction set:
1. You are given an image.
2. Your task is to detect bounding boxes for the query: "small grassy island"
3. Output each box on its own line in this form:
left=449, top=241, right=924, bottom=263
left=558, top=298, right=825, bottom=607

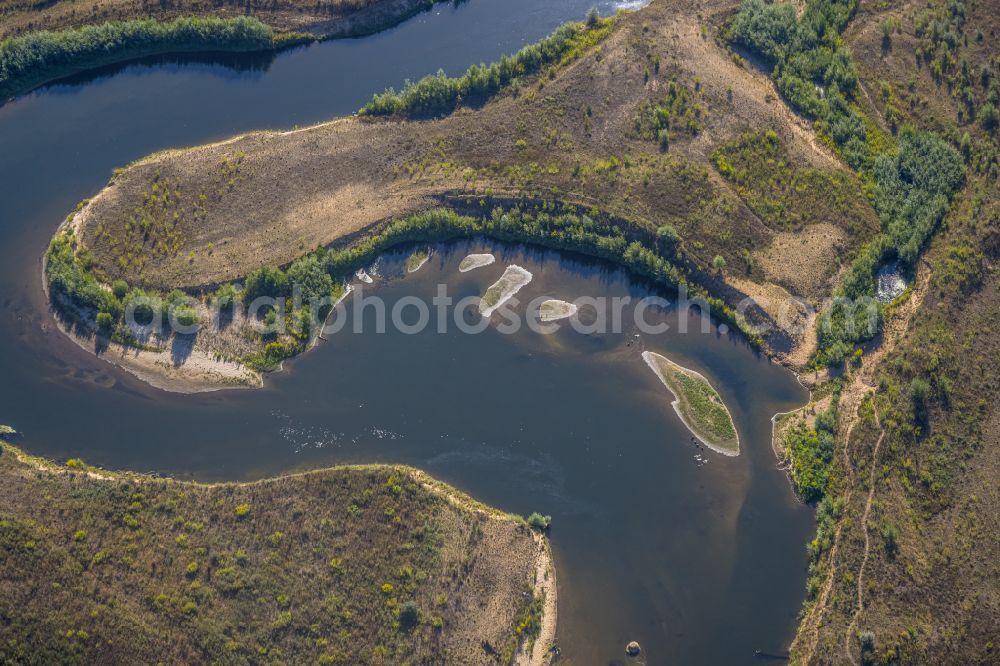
left=0, top=442, right=555, bottom=665
left=405, top=248, right=431, bottom=273
left=458, top=253, right=496, bottom=273
left=642, top=351, right=739, bottom=455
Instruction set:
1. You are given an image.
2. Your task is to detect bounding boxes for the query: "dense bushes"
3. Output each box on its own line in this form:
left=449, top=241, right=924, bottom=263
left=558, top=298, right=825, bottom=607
left=871, top=129, right=964, bottom=263
left=632, top=79, right=704, bottom=148
left=785, top=392, right=839, bottom=502
left=729, top=0, right=865, bottom=166
left=359, top=16, right=612, bottom=117
left=730, top=0, right=965, bottom=367
left=243, top=265, right=291, bottom=302
left=46, top=231, right=123, bottom=321
left=0, top=17, right=303, bottom=101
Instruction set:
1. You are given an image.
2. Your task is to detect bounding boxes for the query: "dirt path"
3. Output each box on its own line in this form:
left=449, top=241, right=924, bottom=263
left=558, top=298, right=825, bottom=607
left=792, top=389, right=866, bottom=663
left=844, top=403, right=885, bottom=665
left=792, top=263, right=930, bottom=664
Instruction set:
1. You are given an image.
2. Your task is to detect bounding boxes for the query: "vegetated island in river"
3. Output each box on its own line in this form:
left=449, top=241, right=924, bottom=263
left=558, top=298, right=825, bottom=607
left=405, top=247, right=431, bottom=273
left=0, top=441, right=556, bottom=665
left=0, top=0, right=458, bottom=102
left=642, top=351, right=739, bottom=456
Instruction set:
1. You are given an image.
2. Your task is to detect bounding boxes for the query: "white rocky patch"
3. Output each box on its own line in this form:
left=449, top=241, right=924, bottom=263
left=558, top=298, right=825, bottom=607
left=539, top=299, right=578, bottom=322
left=479, top=265, right=533, bottom=317
left=459, top=253, right=496, bottom=272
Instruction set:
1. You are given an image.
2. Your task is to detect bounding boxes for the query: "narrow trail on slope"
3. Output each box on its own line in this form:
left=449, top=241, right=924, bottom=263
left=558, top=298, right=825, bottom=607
left=793, top=390, right=866, bottom=664
left=793, top=264, right=930, bottom=664
left=844, top=403, right=886, bottom=665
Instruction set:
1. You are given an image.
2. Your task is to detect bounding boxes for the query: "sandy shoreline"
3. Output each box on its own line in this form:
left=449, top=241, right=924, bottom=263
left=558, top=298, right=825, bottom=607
left=55, top=312, right=262, bottom=393
left=41, top=237, right=261, bottom=393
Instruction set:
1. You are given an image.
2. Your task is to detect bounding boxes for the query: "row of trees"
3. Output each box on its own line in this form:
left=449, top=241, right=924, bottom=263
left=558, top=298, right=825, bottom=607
left=46, top=229, right=200, bottom=340
left=359, top=15, right=609, bottom=117
left=0, top=17, right=292, bottom=101
left=50, top=201, right=761, bottom=368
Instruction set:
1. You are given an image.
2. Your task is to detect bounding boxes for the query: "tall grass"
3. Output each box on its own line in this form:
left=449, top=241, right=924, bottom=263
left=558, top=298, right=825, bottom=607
left=0, top=17, right=308, bottom=101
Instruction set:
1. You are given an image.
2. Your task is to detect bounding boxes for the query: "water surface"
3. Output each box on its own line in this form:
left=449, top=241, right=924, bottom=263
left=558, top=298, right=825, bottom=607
left=0, top=1, right=812, bottom=662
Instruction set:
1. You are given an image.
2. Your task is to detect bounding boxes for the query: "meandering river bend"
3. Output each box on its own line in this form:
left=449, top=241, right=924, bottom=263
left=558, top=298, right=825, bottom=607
left=0, top=1, right=813, bottom=662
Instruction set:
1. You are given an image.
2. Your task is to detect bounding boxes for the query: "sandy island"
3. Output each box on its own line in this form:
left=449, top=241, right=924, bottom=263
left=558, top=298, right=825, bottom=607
left=539, top=299, right=578, bottom=322
left=642, top=351, right=740, bottom=456
left=406, top=248, right=431, bottom=273
left=459, top=253, right=496, bottom=272
left=480, top=265, right=533, bottom=317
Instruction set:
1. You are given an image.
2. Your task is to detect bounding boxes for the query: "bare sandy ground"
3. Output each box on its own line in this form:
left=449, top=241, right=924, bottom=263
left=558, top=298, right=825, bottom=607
left=56, top=314, right=261, bottom=393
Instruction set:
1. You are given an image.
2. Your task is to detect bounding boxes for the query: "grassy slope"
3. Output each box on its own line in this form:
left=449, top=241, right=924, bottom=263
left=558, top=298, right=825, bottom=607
left=790, top=1, right=1000, bottom=663
left=0, top=443, right=548, bottom=665
left=69, top=0, right=879, bottom=337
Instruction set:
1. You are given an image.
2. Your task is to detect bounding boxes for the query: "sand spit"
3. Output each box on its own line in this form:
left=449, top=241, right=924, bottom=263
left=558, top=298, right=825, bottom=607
left=60, top=320, right=261, bottom=393
left=539, top=299, right=578, bottom=322
left=480, top=265, right=533, bottom=317
left=642, top=351, right=740, bottom=456
left=459, top=253, right=496, bottom=272
left=514, top=536, right=558, bottom=666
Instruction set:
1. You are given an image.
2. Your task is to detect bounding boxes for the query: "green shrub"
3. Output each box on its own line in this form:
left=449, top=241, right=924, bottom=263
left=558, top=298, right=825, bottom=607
left=171, top=304, right=200, bottom=329
left=978, top=102, right=999, bottom=132
left=360, top=16, right=612, bottom=117
left=398, top=601, right=421, bottom=630
left=526, top=512, right=551, bottom=530
left=96, top=312, right=114, bottom=332
left=111, top=280, right=129, bottom=300
left=243, top=265, right=290, bottom=303
left=0, top=17, right=294, bottom=101
left=286, top=254, right=334, bottom=302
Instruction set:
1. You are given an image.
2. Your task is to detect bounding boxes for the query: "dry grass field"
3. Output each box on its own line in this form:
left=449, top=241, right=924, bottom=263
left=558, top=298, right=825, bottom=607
left=0, top=443, right=553, bottom=665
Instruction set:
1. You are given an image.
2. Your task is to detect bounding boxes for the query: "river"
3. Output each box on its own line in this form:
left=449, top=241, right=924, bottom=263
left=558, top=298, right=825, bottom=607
left=0, top=1, right=813, bottom=662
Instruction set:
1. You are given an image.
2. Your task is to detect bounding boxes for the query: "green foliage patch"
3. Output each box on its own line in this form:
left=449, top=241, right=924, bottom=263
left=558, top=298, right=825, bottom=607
left=0, top=17, right=306, bottom=101
left=359, top=16, right=613, bottom=117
